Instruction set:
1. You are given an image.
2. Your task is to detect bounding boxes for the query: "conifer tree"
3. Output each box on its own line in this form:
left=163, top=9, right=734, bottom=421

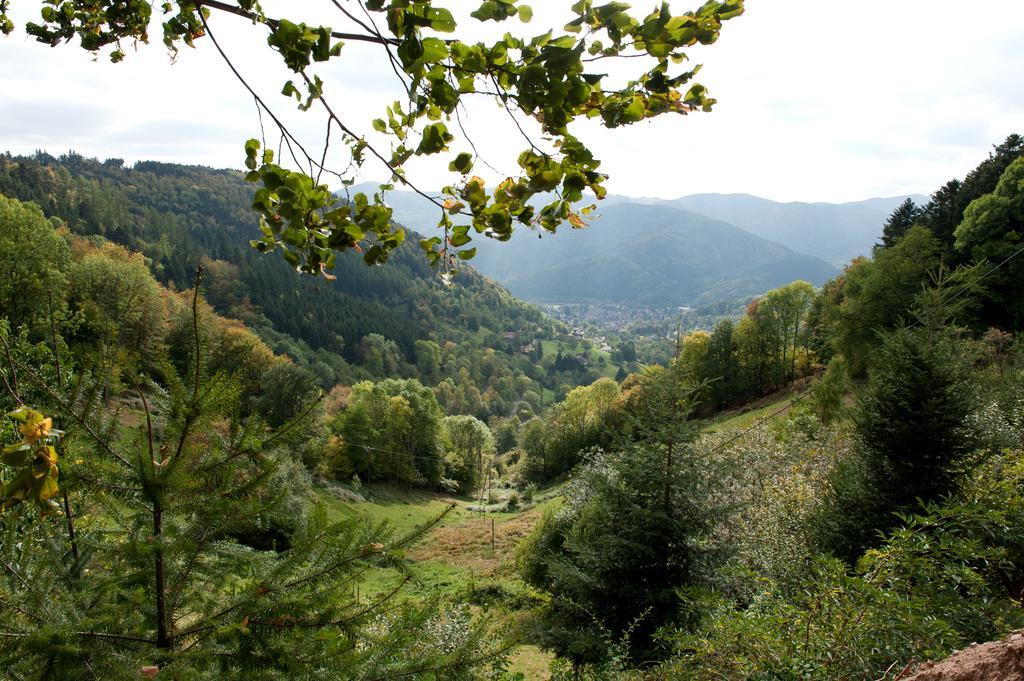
left=518, top=364, right=724, bottom=667
left=0, top=288, right=500, bottom=680
left=878, top=197, right=921, bottom=248
left=814, top=325, right=978, bottom=562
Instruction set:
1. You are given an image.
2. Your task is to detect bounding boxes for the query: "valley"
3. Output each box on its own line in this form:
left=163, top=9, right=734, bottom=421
left=2, top=135, right=1023, bottom=680
left=1, top=1, right=1022, bottom=677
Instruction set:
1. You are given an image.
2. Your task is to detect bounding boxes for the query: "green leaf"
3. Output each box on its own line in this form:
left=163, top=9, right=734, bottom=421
left=449, top=152, right=474, bottom=174
left=471, top=1, right=498, bottom=21
left=426, top=7, right=456, bottom=32
left=624, top=94, right=646, bottom=122
left=2, top=444, right=31, bottom=467
left=417, top=123, right=453, bottom=155
left=421, top=37, right=449, bottom=63
left=450, top=225, right=472, bottom=247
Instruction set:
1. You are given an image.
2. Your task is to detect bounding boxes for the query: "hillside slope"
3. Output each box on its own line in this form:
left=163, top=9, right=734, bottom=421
left=0, top=152, right=575, bottom=395
left=470, top=202, right=838, bottom=305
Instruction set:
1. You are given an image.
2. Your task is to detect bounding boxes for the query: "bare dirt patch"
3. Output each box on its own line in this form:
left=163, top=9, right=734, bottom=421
left=904, top=630, right=1024, bottom=681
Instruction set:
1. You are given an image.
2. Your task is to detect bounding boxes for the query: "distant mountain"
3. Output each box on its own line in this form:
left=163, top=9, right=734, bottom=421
left=661, top=193, right=930, bottom=266
left=353, top=183, right=927, bottom=271
left=349, top=182, right=838, bottom=307
left=468, top=202, right=838, bottom=306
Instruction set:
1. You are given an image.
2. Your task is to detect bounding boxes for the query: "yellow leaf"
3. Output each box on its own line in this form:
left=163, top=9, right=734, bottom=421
left=19, top=416, right=52, bottom=444
left=36, top=466, right=59, bottom=501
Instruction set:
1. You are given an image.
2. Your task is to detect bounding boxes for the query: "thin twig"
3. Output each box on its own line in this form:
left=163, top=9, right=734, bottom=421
left=199, top=12, right=310, bottom=171
left=0, top=329, right=21, bottom=402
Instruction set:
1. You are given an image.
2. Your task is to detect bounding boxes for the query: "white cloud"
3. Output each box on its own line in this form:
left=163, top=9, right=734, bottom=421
left=0, top=1, right=1022, bottom=203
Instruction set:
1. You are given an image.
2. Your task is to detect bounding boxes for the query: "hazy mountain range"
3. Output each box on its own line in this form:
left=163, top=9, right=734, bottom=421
left=352, top=183, right=923, bottom=306
left=631, top=193, right=929, bottom=266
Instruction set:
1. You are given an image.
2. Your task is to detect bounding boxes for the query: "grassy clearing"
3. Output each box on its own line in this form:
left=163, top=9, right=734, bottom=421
left=508, top=645, right=554, bottom=680
left=319, top=484, right=468, bottom=535
left=314, top=482, right=561, bottom=677
left=701, top=388, right=797, bottom=434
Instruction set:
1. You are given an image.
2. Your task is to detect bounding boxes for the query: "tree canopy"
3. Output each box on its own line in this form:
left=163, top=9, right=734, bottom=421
left=1, top=0, right=744, bottom=275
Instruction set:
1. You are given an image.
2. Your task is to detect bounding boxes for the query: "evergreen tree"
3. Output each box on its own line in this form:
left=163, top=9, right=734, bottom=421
left=518, top=365, right=724, bottom=666
left=920, top=179, right=964, bottom=252
left=0, top=294, right=498, bottom=679
left=878, top=197, right=921, bottom=248
left=814, top=326, right=978, bottom=562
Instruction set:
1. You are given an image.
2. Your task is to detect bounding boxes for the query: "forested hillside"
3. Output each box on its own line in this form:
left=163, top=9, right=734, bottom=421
left=0, top=152, right=626, bottom=418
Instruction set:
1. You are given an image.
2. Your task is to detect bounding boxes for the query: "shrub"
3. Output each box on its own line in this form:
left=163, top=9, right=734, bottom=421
left=698, top=419, right=849, bottom=598
left=652, top=447, right=1024, bottom=680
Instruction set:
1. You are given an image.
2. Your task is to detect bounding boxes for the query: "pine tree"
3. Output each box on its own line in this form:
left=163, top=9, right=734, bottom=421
left=814, top=325, right=978, bottom=562
left=518, top=364, right=725, bottom=667
left=878, top=197, right=921, bottom=248
left=0, top=289, right=500, bottom=680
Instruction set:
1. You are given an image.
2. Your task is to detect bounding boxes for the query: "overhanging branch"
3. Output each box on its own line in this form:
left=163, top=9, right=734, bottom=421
left=193, top=0, right=399, bottom=46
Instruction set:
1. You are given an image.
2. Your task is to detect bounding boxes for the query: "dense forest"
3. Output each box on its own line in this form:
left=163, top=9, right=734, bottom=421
left=0, top=152, right=637, bottom=421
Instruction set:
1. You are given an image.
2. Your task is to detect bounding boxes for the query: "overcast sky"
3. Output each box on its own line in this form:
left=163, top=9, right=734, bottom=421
left=1, top=1, right=1022, bottom=203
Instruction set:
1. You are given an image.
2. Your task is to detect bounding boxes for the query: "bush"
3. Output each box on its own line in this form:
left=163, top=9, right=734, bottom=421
left=696, top=419, right=849, bottom=599
left=657, top=504, right=1024, bottom=679
left=652, top=445, right=1024, bottom=680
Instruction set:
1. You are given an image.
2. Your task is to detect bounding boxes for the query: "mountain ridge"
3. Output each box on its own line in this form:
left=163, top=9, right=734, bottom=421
left=353, top=182, right=925, bottom=269
left=349, top=183, right=842, bottom=306
left=466, top=201, right=839, bottom=306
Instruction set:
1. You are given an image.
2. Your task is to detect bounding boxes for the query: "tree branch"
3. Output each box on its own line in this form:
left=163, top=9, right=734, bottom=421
left=193, top=0, right=397, bottom=45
